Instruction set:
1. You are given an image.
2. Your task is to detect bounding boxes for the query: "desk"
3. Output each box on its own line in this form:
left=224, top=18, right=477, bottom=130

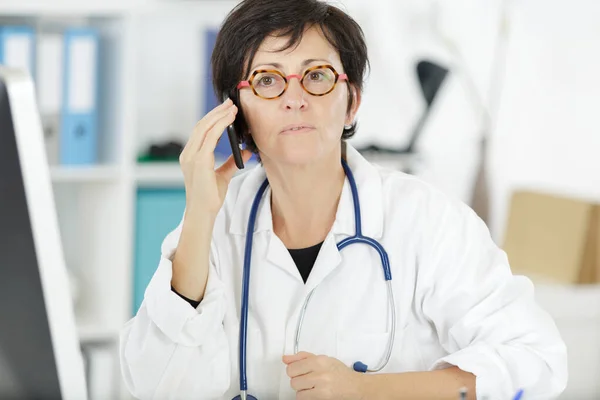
left=534, top=283, right=600, bottom=399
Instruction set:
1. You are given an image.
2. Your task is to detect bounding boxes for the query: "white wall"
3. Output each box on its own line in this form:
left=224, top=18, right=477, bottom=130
left=343, top=0, right=600, bottom=244
left=489, top=0, right=600, bottom=242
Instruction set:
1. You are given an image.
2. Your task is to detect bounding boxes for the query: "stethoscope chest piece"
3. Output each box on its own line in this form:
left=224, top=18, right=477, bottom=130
left=233, top=394, right=258, bottom=400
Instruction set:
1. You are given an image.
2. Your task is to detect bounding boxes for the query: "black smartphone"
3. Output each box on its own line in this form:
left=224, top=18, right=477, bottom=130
left=224, top=94, right=245, bottom=169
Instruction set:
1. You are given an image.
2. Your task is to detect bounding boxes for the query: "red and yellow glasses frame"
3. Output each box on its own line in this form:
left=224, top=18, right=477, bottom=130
left=236, top=64, right=349, bottom=99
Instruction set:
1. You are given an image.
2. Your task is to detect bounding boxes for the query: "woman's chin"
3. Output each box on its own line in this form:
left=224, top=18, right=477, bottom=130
left=281, top=152, right=318, bottom=166
left=274, top=145, right=322, bottom=166
left=260, top=139, right=339, bottom=166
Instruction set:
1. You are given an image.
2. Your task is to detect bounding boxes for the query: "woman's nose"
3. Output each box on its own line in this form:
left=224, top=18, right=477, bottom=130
left=282, top=77, right=307, bottom=110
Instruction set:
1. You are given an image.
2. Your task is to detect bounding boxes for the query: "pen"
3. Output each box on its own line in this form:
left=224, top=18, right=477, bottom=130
left=512, top=389, right=524, bottom=400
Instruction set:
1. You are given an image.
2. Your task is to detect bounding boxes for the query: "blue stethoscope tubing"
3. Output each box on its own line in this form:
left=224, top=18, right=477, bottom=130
left=233, top=159, right=395, bottom=400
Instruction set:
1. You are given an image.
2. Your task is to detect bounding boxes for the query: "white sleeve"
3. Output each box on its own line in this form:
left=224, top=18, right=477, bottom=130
left=119, top=221, right=231, bottom=400
left=419, top=193, right=568, bottom=400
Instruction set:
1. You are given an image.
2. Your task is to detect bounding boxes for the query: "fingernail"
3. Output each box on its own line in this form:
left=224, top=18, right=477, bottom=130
left=223, top=97, right=231, bottom=104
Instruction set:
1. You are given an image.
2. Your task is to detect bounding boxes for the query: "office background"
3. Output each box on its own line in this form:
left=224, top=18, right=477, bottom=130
left=0, top=0, right=599, bottom=398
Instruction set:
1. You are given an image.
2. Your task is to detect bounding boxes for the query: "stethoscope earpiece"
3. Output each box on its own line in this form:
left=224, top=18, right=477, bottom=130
left=353, top=361, right=368, bottom=373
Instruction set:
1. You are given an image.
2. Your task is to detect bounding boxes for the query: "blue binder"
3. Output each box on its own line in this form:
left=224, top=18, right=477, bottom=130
left=60, top=28, right=99, bottom=165
left=133, top=188, right=187, bottom=314
left=0, top=26, right=35, bottom=77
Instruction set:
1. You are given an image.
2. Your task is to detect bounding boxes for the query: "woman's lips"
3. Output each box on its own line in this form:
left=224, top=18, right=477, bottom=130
left=280, top=127, right=315, bottom=135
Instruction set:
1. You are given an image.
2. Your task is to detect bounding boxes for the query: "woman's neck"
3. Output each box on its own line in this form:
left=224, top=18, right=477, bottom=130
left=263, top=148, right=345, bottom=250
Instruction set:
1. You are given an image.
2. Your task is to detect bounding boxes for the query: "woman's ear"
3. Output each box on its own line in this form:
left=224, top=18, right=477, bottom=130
left=345, top=84, right=361, bottom=125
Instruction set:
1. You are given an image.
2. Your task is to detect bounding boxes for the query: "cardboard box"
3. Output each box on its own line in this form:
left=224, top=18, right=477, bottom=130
left=503, top=191, right=600, bottom=284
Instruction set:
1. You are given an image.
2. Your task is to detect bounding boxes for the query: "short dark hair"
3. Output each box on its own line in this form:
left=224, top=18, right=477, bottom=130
left=211, top=0, right=369, bottom=154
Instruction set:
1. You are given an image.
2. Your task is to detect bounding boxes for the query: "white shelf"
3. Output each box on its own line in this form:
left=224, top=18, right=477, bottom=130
left=135, top=162, right=184, bottom=186
left=78, top=323, right=120, bottom=345
left=0, top=0, right=146, bottom=16
left=50, top=165, right=123, bottom=183
left=135, top=159, right=260, bottom=187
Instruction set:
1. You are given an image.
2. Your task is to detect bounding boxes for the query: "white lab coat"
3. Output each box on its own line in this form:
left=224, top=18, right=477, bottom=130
left=120, top=144, right=567, bottom=400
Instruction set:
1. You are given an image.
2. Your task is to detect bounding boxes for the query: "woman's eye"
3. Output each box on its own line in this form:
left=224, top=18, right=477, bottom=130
left=258, top=76, right=274, bottom=86
left=308, top=72, right=324, bottom=81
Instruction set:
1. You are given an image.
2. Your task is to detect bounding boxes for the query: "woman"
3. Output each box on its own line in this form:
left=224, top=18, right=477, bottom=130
left=120, top=0, right=567, bottom=399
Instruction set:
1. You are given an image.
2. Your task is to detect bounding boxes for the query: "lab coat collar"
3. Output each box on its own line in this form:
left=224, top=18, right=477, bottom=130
left=228, top=143, right=384, bottom=240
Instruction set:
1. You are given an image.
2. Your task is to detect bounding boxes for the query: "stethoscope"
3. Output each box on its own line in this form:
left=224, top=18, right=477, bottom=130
left=233, top=159, right=396, bottom=400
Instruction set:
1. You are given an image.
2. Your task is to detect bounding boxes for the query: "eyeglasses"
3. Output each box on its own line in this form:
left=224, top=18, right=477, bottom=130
left=237, top=64, right=348, bottom=99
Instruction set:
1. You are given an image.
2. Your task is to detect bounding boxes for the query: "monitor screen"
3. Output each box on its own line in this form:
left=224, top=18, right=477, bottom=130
left=0, top=67, right=87, bottom=400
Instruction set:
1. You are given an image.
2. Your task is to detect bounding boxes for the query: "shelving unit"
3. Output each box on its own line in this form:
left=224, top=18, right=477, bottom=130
left=0, top=0, right=244, bottom=398
left=0, top=2, right=133, bottom=399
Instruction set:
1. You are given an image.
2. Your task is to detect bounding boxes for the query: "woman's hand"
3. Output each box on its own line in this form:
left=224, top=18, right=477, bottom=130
left=171, top=98, right=252, bottom=302
left=283, top=352, right=366, bottom=400
left=179, top=97, right=253, bottom=218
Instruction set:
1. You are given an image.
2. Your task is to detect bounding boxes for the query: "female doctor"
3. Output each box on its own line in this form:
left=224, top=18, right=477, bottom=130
left=120, top=0, right=567, bottom=399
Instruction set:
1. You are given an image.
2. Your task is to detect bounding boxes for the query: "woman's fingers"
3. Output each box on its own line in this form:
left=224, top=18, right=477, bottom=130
left=198, top=105, right=238, bottom=157
left=182, top=99, right=235, bottom=157
left=290, top=373, right=315, bottom=392
left=186, top=105, right=234, bottom=154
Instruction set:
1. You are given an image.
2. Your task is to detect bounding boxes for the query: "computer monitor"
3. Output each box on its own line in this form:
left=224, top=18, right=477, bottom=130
left=0, top=67, right=87, bottom=399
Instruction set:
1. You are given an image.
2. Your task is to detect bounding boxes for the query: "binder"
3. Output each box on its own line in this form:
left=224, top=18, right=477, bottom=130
left=60, top=28, right=99, bottom=165
left=36, top=32, right=64, bottom=165
left=0, top=26, right=35, bottom=77
left=133, top=188, right=186, bottom=314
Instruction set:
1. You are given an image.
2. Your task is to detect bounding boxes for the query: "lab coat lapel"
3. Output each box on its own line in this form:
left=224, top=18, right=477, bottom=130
left=271, top=172, right=354, bottom=290
left=265, top=230, right=304, bottom=283
left=300, top=177, right=356, bottom=291
left=264, top=189, right=348, bottom=288
left=304, top=232, right=342, bottom=292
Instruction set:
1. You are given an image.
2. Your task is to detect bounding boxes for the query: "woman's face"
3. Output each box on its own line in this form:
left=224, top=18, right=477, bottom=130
left=239, top=26, right=360, bottom=167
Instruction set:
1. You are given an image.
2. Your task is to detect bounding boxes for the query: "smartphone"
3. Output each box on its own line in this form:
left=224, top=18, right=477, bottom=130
left=224, top=94, right=245, bottom=169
